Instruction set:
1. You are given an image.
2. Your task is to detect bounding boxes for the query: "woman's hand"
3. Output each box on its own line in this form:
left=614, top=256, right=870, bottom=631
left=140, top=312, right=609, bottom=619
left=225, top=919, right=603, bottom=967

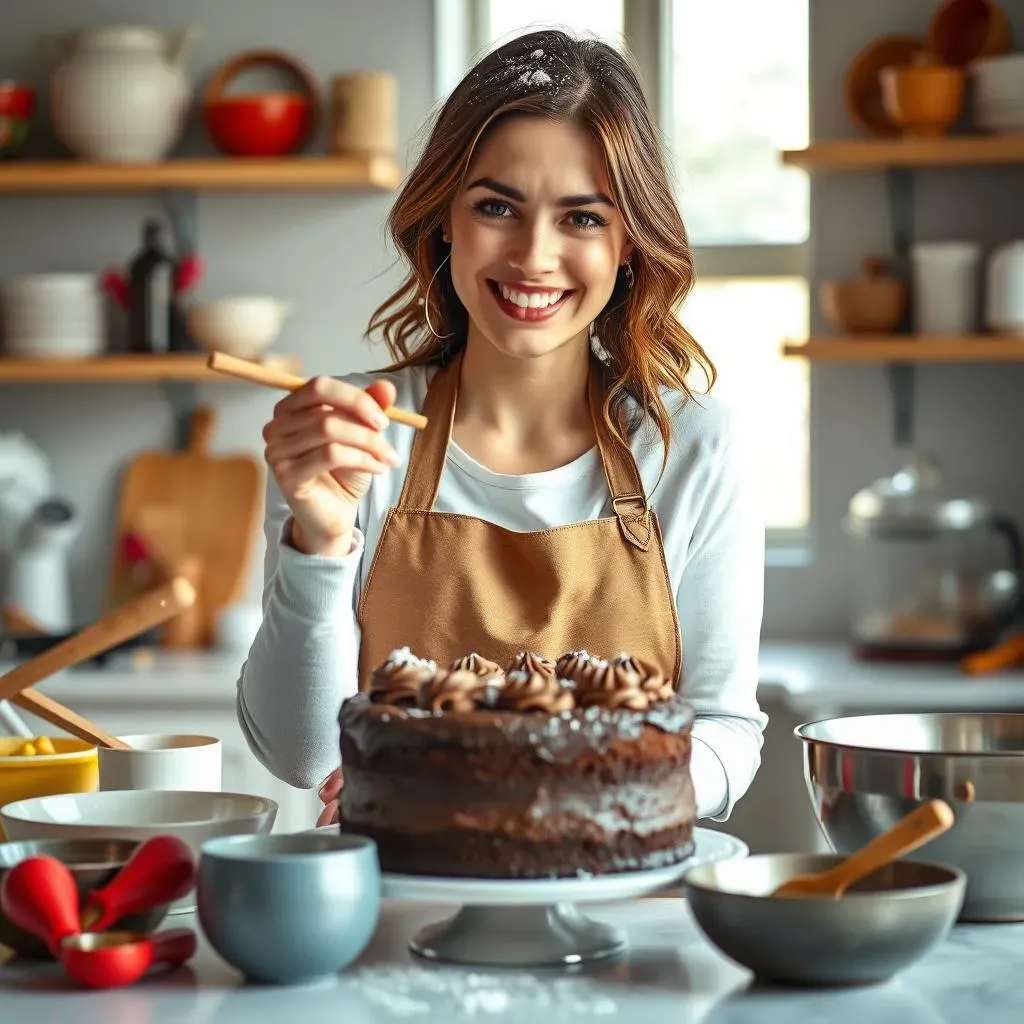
left=262, top=376, right=401, bottom=557
left=316, top=765, right=344, bottom=827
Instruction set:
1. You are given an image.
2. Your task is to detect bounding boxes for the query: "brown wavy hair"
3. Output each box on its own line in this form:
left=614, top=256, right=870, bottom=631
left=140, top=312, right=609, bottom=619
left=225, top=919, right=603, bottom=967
left=366, top=28, right=714, bottom=461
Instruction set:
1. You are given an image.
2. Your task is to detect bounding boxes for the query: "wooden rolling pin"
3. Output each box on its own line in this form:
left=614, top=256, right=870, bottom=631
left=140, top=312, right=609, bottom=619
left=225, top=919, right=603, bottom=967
left=206, top=352, right=429, bottom=430
left=0, top=577, right=197, bottom=750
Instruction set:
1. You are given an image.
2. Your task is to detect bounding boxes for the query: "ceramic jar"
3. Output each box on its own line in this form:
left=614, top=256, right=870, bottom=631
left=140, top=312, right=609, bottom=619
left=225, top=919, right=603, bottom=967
left=41, top=25, right=200, bottom=162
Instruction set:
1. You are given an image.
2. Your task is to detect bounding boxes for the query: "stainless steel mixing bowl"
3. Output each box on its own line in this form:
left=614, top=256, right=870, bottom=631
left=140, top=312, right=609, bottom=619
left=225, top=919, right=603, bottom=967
left=796, top=712, right=1024, bottom=922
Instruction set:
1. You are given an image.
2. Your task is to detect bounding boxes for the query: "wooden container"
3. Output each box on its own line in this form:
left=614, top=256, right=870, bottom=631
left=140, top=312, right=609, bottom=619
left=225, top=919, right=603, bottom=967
left=819, top=256, right=907, bottom=335
left=329, top=72, right=397, bottom=156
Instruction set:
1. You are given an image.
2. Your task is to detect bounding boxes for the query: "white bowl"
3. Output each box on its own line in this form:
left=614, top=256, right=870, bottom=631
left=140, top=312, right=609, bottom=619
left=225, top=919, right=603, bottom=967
left=0, top=790, right=277, bottom=913
left=187, top=296, right=291, bottom=359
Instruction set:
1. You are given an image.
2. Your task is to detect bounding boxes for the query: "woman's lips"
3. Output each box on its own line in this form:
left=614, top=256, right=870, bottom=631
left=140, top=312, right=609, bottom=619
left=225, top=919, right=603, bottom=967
left=487, top=280, right=574, bottom=322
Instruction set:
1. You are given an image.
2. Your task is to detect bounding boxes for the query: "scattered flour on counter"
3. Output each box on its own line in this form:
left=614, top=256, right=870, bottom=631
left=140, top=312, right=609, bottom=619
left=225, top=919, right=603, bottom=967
left=347, top=965, right=617, bottom=1018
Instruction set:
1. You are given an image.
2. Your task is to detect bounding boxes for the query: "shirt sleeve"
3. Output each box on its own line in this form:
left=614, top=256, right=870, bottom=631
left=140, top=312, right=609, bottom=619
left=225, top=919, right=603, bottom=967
left=235, top=472, right=364, bottom=790
left=675, top=411, right=768, bottom=821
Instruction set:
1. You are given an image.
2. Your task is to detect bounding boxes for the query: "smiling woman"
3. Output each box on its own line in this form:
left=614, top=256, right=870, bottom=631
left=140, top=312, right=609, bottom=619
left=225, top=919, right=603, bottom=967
left=237, top=29, right=767, bottom=841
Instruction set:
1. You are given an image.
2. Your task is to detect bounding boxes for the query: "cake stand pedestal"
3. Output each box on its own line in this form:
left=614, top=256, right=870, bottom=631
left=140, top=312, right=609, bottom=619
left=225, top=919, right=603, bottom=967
left=380, top=828, right=748, bottom=967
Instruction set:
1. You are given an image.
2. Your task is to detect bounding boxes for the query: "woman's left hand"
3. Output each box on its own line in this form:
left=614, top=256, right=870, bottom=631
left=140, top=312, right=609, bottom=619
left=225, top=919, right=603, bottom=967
left=316, top=766, right=344, bottom=826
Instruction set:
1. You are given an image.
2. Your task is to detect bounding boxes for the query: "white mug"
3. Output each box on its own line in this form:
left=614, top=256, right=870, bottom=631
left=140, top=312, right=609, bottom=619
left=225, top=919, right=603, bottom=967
left=98, top=734, right=222, bottom=792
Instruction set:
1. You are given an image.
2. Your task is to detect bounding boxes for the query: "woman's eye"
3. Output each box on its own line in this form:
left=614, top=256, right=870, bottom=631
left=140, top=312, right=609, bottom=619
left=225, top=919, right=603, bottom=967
left=568, top=210, right=607, bottom=231
left=474, top=199, right=514, bottom=218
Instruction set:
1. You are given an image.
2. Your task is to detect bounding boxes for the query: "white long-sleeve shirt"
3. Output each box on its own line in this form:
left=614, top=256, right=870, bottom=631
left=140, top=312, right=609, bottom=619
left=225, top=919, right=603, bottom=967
left=236, top=362, right=767, bottom=820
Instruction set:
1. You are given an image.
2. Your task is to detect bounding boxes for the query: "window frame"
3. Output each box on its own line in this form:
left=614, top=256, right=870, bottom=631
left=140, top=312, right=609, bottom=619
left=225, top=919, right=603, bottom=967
left=432, top=0, right=811, bottom=554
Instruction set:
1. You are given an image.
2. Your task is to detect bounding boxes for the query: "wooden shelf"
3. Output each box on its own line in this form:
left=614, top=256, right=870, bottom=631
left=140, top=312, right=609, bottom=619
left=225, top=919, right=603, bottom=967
left=783, top=337, right=1024, bottom=362
left=0, top=155, right=402, bottom=193
left=782, top=134, right=1024, bottom=171
left=0, top=353, right=302, bottom=383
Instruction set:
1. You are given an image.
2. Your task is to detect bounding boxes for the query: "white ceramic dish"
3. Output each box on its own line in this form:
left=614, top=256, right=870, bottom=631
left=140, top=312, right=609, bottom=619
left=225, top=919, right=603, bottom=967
left=187, top=296, right=291, bottom=359
left=97, top=733, right=222, bottom=792
left=0, top=790, right=277, bottom=914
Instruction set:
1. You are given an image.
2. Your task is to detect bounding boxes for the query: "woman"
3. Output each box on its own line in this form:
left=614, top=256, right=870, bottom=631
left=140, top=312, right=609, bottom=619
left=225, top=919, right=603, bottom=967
left=237, top=29, right=766, bottom=828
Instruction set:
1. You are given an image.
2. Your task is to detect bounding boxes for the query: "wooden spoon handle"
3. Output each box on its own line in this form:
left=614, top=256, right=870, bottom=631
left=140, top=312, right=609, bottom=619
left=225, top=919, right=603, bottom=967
left=826, top=799, right=955, bottom=892
left=10, top=691, right=130, bottom=750
left=206, top=351, right=429, bottom=430
left=0, top=578, right=196, bottom=705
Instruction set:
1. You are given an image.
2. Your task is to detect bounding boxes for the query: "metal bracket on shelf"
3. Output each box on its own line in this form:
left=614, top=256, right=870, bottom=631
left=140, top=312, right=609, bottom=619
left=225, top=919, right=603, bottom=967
left=884, top=166, right=917, bottom=447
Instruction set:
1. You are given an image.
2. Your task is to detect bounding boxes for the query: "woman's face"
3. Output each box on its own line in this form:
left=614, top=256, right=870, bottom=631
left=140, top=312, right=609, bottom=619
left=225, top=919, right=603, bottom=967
left=446, top=115, right=632, bottom=362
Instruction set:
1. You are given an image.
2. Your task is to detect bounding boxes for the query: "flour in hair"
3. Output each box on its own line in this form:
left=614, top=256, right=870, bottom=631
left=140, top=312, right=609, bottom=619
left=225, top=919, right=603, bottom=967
left=519, top=68, right=552, bottom=87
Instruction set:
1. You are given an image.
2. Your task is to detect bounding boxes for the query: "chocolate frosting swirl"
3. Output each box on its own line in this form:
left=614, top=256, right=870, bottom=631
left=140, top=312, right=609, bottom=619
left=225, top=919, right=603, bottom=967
left=555, top=649, right=603, bottom=684
left=610, top=653, right=676, bottom=703
left=496, top=669, right=575, bottom=713
left=448, top=652, right=505, bottom=680
left=419, top=669, right=497, bottom=713
left=368, top=647, right=437, bottom=707
left=574, top=653, right=662, bottom=711
left=506, top=651, right=556, bottom=680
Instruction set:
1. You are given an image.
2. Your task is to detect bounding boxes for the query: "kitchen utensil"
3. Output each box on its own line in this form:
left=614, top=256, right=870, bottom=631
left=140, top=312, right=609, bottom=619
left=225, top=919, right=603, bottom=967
left=4, top=497, right=80, bottom=634
left=106, top=405, right=261, bottom=647
left=771, top=799, right=954, bottom=898
left=98, top=733, right=222, bottom=793
left=0, top=790, right=278, bottom=915
left=685, top=855, right=965, bottom=987
left=0, top=576, right=195, bottom=708
left=0, top=837, right=171, bottom=960
left=197, top=831, right=381, bottom=984
left=187, top=296, right=291, bottom=359
left=844, top=35, right=925, bottom=136
left=0, top=82, right=34, bottom=160
left=843, top=452, right=1023, bottom=660
left=881, top=59, right=965, bottom=138
left=60, top=927, right=196, bottom=988
left=206, top=350, right=430, bottom=430
left=796, top=712, right=1024, bottom=922
left=818, top=256, right=907, bottom=335
left=9, top=691, right=127, bottom=751
left=0, top=854, right=80, bottom=955
left=80, top=834, right=196, bottom=930
left=0, top=738, right=98, bottom=842
left=60, top=926, right=193, bottom=988
left=911, top=241, right=982, bottom=334
left=203, top=49, right=320, bottom=156
left=41, top=25, right=199, bottom=162
left=927, top=0, right=1012, bottom=66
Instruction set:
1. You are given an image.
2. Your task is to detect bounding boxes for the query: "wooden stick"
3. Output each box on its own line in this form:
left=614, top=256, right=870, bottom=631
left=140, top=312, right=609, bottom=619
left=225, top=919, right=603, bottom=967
left=206, top=351, right=429, bottom=430
left=10, top=691, right=131, bottom=750
left=0, top=577, right=196, bottom=705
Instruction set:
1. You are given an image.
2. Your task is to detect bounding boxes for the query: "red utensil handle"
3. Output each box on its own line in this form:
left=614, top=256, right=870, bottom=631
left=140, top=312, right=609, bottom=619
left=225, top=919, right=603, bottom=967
left=149, top=928, right=197, bottom=967
left=81, top=835, right=197, bottom=931
left=0, top=856, right=81, bottom=954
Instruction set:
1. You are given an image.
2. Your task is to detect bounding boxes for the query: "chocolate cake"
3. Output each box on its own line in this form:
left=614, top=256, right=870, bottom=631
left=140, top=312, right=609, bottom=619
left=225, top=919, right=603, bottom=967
left=338, top=646, right=695, bottom=879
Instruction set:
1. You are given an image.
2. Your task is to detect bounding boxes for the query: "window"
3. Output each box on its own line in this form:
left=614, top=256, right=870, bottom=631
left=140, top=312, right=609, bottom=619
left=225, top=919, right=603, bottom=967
left=435, top=0, right=811, bottom=539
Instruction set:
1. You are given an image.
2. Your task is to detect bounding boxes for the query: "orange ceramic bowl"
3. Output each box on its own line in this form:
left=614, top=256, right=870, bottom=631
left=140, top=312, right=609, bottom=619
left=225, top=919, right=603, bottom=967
left=204, top=92, right=314, bottom=156
left=880, top=65, right=965, bottom=137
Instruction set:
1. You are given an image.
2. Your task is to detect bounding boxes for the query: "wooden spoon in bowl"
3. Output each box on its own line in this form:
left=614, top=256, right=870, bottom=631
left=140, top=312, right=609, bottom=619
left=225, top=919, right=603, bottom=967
left=771, top=799, right=955, bottom=899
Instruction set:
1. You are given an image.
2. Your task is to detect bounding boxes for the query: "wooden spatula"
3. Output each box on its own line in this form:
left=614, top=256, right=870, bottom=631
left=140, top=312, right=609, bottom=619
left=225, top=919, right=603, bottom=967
left=0, top=577, right=196, bottom=750
left=771, top=799, right=955, bottom=899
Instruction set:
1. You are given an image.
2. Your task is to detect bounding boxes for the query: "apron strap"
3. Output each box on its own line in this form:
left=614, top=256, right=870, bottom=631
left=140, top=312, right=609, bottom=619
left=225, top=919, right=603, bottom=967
left=398, top=348, right=653, bottom=551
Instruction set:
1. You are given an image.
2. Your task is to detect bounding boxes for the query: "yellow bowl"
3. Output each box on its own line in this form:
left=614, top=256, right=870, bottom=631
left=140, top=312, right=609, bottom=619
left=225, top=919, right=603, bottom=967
left=0, top=737, right=98, bottom=839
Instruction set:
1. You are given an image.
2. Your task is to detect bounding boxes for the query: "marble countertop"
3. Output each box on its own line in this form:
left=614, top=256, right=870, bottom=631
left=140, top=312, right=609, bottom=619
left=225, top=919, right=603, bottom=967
left=4, top=641, right=1023, bottom=717
left=1, top=899, right=1020, bottom=1022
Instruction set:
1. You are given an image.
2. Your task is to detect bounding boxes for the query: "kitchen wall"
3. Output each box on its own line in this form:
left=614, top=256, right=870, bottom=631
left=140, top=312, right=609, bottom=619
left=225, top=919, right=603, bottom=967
left=1, top=0, right=1022, bottom=640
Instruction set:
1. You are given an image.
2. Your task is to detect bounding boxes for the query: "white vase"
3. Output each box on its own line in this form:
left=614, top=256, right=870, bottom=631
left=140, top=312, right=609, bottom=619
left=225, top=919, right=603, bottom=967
left=42, top=24, right=200, bottom=163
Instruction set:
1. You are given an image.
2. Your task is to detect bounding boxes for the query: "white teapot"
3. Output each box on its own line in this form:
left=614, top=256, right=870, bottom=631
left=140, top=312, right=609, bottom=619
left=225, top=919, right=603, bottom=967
left=40, top=25, right=200, bottom=162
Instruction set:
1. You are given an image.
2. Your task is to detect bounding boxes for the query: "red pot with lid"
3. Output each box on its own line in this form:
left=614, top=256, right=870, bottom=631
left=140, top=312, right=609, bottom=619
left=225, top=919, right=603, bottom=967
left=203, top=49, right=319, bottom=157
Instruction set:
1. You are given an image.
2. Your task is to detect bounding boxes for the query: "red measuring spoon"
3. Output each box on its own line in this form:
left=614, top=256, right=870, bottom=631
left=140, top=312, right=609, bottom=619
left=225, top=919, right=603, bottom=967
left=59, top=927, right=197, bottom=989
left=0, top=855, right=80, bottom=955
left=80, top=835, right=197, bottom=931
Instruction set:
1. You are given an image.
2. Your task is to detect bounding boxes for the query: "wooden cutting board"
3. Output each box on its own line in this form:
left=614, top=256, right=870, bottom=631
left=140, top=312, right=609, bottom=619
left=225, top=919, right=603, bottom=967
left=107, top=405, right=263, bottom=647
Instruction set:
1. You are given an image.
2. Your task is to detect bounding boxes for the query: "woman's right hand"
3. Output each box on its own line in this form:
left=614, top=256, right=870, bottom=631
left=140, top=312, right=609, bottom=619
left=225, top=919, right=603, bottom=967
left=262, top=375, right=402, bottom=557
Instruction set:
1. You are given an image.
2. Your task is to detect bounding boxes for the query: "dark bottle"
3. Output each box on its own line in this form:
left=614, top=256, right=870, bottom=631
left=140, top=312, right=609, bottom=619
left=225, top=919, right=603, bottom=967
left=127, top=219, right=175, bottom=354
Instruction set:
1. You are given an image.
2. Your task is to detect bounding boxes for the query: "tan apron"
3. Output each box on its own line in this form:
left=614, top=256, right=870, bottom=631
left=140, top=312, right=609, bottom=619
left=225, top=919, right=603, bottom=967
left=356, top=348, right=682, bottom=687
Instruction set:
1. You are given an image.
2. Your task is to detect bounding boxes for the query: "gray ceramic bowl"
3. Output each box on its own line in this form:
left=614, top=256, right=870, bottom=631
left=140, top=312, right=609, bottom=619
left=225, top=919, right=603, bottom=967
left=685, top=854, right=965, bottom=987
left=197, top=831, right=381, bottom=984
left=0, top=837, right=171, bottom=959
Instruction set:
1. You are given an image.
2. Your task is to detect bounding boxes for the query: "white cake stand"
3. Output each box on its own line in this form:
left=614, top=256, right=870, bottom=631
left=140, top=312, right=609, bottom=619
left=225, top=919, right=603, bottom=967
left=379, top=828, right=748, bottom=967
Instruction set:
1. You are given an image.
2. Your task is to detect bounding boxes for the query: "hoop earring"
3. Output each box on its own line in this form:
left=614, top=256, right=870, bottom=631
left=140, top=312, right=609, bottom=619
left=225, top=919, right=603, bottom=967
left=589, top=321, right=613, bottom=365
left=623, top=260, right=634, bottom=290
left=424, top=253, right=455, bottom=339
